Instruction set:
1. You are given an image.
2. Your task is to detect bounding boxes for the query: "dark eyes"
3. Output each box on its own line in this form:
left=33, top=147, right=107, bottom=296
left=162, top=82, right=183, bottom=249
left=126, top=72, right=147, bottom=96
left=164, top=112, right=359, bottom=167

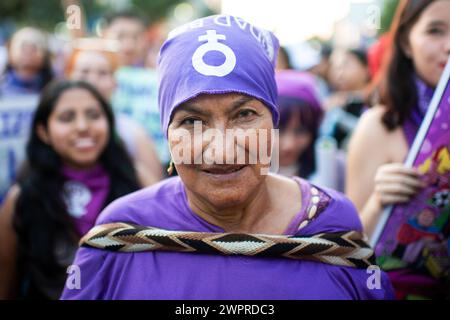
left=57, top=109, right=102, bottom=122
left=86, top=109, right=102, bottom=119
left=177, top=108, right=258, bottom=127
left=427, top=27, right=446, bottom=35
left=179, top=117, right=201, bottom=126
left=236, top=109, right=257, bottom=119
left=58, top=112, right=74, bottom=122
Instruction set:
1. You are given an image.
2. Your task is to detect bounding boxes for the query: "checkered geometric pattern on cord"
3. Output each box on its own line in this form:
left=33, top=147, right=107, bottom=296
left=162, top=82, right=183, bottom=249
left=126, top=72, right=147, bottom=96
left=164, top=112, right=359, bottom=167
left=80, top=222, right=375, bottom=269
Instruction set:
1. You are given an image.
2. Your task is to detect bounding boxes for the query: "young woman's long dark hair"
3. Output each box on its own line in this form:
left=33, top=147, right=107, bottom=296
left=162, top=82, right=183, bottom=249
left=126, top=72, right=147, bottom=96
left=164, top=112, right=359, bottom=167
left=13, top=80, right=140, bottom=295
left=278, top=96, right=323, bottom=178
left=377, top=0, right=438, bottom=130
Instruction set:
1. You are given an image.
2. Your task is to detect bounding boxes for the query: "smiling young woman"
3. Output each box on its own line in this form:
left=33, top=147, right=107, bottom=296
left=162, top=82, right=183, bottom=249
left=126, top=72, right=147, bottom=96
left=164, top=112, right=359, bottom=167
left=66, top=43, right=163, bottom=186
left=0, top=80, right=140, bottom=299
left=346, top=0, right=450, bottom=299
left=347, top=0, right=450, bottom=239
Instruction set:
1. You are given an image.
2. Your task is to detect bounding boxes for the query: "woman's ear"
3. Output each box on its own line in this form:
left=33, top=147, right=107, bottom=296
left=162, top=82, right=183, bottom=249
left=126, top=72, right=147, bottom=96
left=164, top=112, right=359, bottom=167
left=36, top=124, right=50, bottom=144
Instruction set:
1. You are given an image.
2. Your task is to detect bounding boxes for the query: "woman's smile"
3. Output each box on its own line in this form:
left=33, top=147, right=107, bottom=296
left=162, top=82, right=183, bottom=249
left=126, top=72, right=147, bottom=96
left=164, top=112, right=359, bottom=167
left=199, top=164, right=248, bottom=181
left=72, top=137, right=97, bottom=150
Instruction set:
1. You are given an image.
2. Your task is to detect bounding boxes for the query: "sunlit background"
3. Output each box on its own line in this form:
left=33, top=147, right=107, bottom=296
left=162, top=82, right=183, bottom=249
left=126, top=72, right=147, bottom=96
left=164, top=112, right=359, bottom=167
left=0, top=0, right=393, bottom=44
left=222, top=0, right=380, bottom=44
left=0, top=0, right=399, bottom=73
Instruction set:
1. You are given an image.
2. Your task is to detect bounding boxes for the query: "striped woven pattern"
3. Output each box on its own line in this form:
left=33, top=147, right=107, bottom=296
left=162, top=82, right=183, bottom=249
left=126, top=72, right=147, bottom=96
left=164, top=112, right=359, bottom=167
left=80, top=222, right=376, bottom=268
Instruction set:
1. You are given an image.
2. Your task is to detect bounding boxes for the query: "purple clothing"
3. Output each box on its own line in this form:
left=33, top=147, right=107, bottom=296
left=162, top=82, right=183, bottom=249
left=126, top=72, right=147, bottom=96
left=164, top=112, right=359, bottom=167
left=393, top=76, right=443, bottom=299
left=61, top=165, right=110, bottom=236
left=275, top=70, right=322, bottom=111
left=61, top=176, right=394, bottom=300
left=157, top=15, right=280, bottom=136
left=0, top=69, right=45, bottom=97
left=403, top=75, right=435, bottom=147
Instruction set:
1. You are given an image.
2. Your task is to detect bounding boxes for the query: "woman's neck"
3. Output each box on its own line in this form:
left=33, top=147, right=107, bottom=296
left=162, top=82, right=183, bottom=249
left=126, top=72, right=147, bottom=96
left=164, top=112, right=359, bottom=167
left=62, top=161, right=101, bottom=173
left=12, top=67, right=40, bottom=82
left=185, top=175, right=302, bottom=234
left=278, top=164, right=300, bottom=177
left=186, top=177, right=275, bottom=233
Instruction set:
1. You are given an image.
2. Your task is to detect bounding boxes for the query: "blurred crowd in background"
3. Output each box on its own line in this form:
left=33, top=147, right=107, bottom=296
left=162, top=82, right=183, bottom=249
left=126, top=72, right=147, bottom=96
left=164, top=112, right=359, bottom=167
left=0, top=0, right=448, bottom=299
left=0, top=0, right=398, bottom=201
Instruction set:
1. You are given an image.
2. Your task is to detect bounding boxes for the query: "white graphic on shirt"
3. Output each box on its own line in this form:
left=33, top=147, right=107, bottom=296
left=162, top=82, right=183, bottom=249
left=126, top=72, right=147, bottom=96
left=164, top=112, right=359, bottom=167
left=63, top=181, right=91, bottom=218
left=192, top=30, right=236, bottom=77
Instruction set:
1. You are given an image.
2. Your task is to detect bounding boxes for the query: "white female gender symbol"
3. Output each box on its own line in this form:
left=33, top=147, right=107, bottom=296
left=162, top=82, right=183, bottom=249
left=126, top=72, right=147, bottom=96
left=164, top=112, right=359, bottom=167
left=63, top=181, right=92, bottom=218
left=192, top=30, right=236, bottom=77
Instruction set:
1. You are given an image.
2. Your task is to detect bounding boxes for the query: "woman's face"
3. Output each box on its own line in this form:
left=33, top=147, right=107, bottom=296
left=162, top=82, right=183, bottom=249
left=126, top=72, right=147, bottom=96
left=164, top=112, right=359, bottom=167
left=168, top=93, right=274, bottom=210
left=329, top=51, right=369, bottom=91
left=70, top=51, right=116, bottom=99
left=405, top=0, right=450, bottom=87
left=104, top=18, right=147, bottom=66
left=38, top=88, right=109, bottom=170
left=10, top=29, right=46, bottom=74
left=279, top=111, right=312, bottom=167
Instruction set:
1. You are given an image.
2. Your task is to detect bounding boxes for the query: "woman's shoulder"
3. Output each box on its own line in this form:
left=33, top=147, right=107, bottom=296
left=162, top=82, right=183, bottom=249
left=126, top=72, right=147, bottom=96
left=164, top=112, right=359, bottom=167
left=2, top=185, right=21, bottom=203
left=356, top=105, right=391, bottom=137
left=95, top=176, right=184, bottom=226
left=349, top=105, right=406, bottom=159
left=296, top=179, right=363, bottom=235
left=273, top=175, right=362, bottom=234
left=0, top=185, right=21, bottom=248
left=0, top=185, right=21, bottom=219
left=357, top=105, right=406, bottom=137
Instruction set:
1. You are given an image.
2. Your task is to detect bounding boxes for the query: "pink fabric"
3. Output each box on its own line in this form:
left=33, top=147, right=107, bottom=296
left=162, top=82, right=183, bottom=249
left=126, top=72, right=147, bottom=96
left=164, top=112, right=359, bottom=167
left=61, top=164, right=110, bottom=236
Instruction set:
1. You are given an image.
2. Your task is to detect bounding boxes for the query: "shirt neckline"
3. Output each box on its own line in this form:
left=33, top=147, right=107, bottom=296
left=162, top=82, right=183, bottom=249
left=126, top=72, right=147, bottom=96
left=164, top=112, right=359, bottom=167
left=284, top=177, right=312, bottom=234
left=179, top=176, right=311, bottom=235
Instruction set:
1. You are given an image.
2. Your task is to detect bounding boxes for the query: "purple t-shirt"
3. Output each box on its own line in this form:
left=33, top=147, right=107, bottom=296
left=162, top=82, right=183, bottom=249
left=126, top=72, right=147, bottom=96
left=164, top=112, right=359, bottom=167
left=61, top=176, right=394, bottom=300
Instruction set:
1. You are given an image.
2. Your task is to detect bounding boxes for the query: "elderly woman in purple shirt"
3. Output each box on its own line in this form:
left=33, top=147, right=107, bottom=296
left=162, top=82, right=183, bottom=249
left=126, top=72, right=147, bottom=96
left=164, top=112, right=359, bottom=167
left=61, top=15, right=394, bottom=300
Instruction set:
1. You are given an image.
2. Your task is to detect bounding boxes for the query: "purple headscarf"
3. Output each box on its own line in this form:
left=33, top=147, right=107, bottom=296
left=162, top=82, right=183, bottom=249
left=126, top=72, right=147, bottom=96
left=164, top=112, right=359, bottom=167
left=157, top=15, right=280, bottom=136
left=275, top=70, right=322, bottom=110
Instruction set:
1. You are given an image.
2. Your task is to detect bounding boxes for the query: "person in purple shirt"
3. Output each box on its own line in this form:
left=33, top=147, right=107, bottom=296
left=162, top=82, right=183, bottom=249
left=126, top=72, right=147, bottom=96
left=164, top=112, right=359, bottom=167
left=61, top=15, right=394, bottom=300
left=0, top=80, right=140, bottom=299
